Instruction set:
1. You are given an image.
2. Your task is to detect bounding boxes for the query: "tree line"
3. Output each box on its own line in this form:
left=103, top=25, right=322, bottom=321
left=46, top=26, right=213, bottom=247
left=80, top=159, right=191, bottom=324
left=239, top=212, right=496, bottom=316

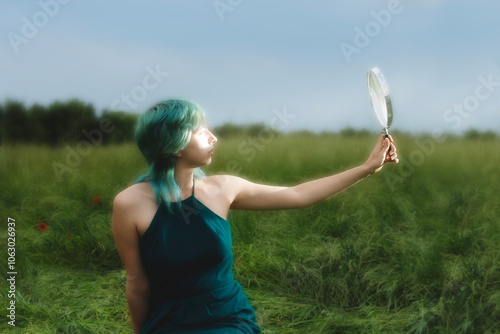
left=0, top=99, right=138, bottom=146
left=0, top=99, right=497, bottom=146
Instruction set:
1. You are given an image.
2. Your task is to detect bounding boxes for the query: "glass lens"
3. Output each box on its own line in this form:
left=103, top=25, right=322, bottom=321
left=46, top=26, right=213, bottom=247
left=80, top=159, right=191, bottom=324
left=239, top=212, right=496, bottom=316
left=368, top=70, right=388, bottom=128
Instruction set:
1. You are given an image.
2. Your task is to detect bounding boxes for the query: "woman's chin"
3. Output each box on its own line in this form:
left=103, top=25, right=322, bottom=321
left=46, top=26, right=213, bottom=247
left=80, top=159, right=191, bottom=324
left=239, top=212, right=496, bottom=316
left=201, top=157, right=213, bottom=167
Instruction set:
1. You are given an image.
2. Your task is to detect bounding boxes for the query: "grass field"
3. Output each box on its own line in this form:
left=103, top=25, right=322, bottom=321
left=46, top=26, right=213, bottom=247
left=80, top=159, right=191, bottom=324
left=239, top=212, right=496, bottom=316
left=1, top=132, right=499, bottom=333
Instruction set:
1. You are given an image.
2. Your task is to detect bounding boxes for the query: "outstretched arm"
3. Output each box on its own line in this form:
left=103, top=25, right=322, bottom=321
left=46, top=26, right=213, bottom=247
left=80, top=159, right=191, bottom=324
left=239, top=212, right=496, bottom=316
left=230, top=134, right=398, bottom=210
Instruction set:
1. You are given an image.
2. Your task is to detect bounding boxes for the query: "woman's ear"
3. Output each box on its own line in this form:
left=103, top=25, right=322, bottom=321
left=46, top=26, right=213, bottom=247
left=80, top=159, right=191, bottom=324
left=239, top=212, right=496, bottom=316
left=175, top=151, right=182, bottom=157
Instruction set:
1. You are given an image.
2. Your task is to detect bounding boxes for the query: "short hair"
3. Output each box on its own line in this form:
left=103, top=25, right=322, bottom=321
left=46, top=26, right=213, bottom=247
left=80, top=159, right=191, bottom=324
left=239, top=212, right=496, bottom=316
left=135, top=99, right=206, bottom=212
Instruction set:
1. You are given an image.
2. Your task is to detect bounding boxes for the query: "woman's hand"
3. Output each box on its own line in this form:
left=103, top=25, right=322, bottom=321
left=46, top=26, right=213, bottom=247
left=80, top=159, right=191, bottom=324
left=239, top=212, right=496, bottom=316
left=363, top=134, right=399, bottom=174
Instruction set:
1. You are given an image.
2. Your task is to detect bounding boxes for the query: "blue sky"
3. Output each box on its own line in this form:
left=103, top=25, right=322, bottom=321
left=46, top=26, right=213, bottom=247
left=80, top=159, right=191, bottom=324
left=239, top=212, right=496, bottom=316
left=1, top=0, right=499, bottom=133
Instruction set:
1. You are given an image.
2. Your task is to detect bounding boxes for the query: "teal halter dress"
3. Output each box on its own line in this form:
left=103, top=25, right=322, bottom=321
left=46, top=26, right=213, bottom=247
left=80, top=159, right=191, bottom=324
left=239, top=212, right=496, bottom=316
left=139, top=181, right=261, bottom=333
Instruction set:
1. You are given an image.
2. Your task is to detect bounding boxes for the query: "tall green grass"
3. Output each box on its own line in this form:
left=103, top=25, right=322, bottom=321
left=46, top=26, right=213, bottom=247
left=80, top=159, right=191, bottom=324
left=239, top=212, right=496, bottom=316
left=1, top=133, right=499, bottom=333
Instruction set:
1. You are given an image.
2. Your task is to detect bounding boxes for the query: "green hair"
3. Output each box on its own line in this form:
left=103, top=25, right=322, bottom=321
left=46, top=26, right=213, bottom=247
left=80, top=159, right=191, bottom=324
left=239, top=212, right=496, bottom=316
left=135, top=99, right=206, bottom=211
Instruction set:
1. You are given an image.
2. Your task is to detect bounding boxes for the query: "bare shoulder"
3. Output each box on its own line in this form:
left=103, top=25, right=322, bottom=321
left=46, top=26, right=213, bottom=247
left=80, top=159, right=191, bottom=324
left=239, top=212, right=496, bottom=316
left=112, top=182, right=157, bottom=232
left=114, top=182, right=152, bottom=208
left=203, top=174, right=246, bottom=197
left=204, top=174, right=240, bottom=187
left=191, top=175, right=246, bottom=219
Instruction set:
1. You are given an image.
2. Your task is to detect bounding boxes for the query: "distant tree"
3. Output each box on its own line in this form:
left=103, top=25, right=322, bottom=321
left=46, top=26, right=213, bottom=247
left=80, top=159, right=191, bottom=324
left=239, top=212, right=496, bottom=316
left=0, top=99, right=142, bottom=145
left=0, top=103, right=4, bottom=144
left=212, top=122, right=281, bottom=139
left=100, top=110, right=138, bottom=144
left=213, top=123, right=248, bottom=138
left=464, top=128, right=497, bottom=140
left=289, top=129, right=316, bottom=137
left=339, top=127, right=372, bottom=137
left=2, top=100, right=29, bottom=144
left=247, top=123, right=280, bottom=138
left=46, top=99, right=98, bottom=145
left=27, top=103, right=49, bottom=143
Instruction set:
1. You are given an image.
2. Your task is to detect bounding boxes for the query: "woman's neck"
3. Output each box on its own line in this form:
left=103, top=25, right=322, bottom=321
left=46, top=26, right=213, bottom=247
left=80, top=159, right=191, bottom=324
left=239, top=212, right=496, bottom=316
left=174, top=168, right=195, bottom=196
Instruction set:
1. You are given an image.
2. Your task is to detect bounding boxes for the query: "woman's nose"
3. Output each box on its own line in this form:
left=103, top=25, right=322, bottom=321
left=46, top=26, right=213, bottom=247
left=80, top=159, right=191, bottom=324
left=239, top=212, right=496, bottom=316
left=209, top=131, right=217, bottom=144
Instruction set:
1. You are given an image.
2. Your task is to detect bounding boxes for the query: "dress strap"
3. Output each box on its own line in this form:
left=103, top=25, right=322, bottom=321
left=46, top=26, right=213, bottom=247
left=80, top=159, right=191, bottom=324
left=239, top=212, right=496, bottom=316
left=192, top=178, right=195, bottom=196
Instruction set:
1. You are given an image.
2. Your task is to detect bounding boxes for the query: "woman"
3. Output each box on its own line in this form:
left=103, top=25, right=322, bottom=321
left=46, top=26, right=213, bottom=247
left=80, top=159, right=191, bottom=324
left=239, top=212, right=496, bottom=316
left=112, top=99, right=398, bottom=334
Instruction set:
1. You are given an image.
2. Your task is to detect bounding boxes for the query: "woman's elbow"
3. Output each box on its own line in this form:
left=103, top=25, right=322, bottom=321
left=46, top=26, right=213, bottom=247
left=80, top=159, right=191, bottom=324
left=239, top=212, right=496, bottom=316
left=289, top=189, right=310, bottom=209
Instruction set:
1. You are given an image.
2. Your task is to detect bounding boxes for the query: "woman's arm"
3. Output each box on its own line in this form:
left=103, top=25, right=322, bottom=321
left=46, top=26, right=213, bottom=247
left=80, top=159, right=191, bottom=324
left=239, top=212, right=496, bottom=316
left=230, top=134, right=398, bottom=210
left=112, top=193, right=151, bottom=334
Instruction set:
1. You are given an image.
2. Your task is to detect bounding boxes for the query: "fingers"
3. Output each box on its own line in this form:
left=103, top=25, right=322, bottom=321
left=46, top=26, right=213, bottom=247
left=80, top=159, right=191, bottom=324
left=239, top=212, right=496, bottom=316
left=388, top=142, right=399, bottom=163
left=385, top=137, right=391, bottom=148
left=386, top=135, right=397, bottom=159
left=374, top=134, right=399, bottom=164
left=382, top=137, right=391, bottom=153
left=377, top=134, right=386, bottom=146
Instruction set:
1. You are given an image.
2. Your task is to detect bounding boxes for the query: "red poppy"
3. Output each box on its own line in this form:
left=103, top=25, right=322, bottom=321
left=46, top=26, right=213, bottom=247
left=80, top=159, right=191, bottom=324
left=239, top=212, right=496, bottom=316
left=93, top=196, right=100, bottom=204
left=68, top=233, right=72, bottom=238
left=39, top=223, right=47, bottom=231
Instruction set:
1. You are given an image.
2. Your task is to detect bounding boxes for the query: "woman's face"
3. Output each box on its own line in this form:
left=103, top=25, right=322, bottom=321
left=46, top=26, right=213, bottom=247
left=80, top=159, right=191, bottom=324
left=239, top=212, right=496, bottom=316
left=177, top=126, right=217, bottom=168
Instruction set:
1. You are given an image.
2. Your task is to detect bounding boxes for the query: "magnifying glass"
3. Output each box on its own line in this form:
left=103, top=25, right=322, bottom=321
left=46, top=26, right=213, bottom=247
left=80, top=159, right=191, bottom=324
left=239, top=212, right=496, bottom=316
left=367, top=66, right=393, bottom=138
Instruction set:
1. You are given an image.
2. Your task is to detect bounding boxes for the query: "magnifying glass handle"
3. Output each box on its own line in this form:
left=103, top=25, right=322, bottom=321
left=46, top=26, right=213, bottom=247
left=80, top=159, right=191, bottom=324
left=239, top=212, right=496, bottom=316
left=384, top=129, right=391, bottom=152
